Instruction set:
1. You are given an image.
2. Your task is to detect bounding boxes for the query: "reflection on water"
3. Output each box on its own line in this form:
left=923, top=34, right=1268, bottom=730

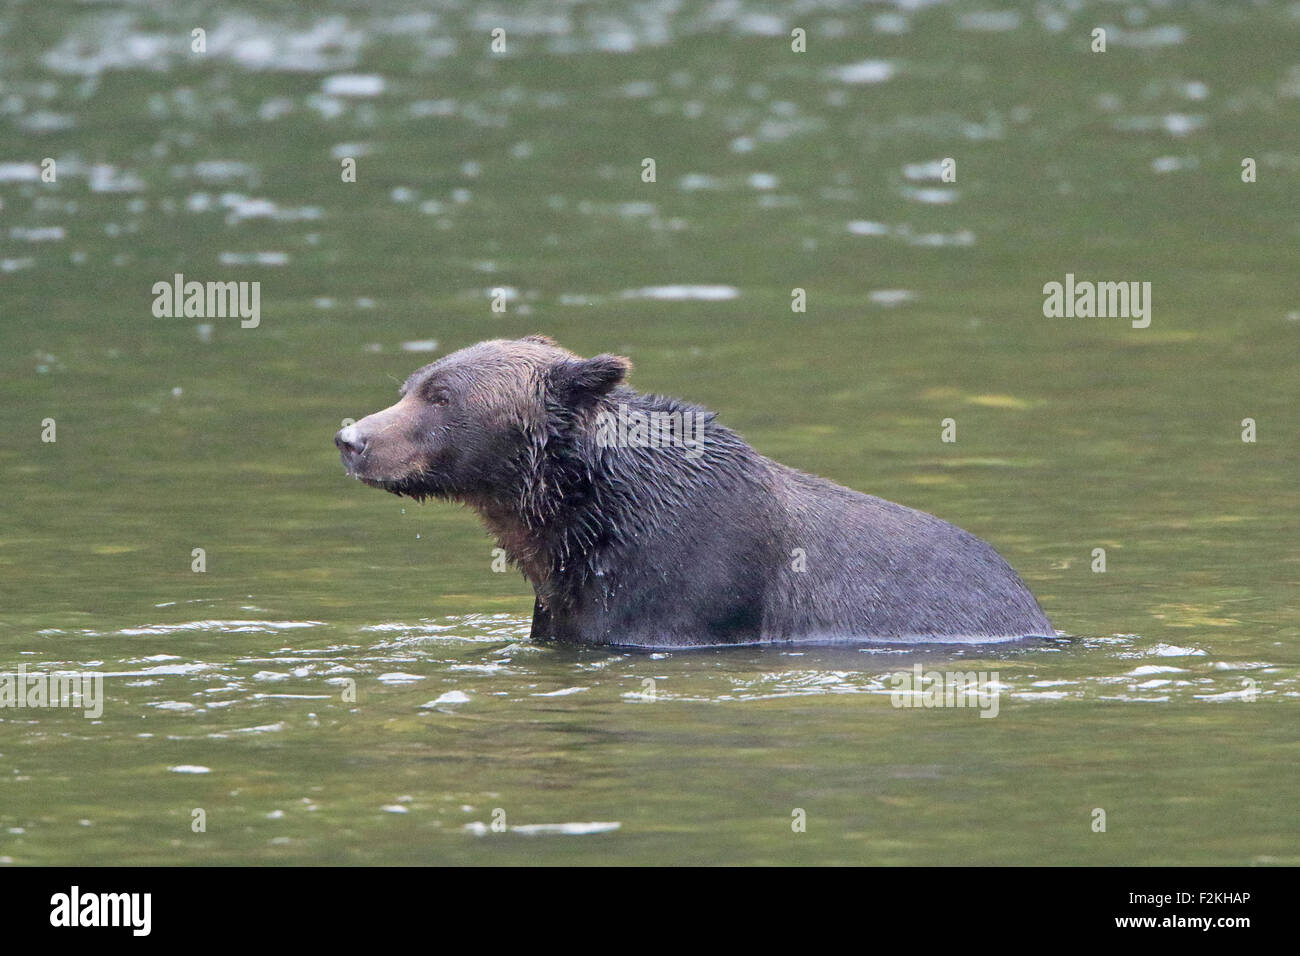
left=2, top=1, right=1298, bottom=864
left=23, top=614, right=1293, bottom=712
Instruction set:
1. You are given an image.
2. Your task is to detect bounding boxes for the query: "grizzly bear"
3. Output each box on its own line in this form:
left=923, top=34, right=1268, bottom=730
left=335, top=336, right=1052, bottom=647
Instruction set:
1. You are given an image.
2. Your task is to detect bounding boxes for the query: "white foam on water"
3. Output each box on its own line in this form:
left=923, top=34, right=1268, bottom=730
left=193, top=160, right=257, bottom=182
left=511, top=821, right=621, bottom=835
left=322, top=74, right=385, bottom=97
left=218, top=251, right=290, bottom=266
left=1148, top=644, right=1207, bottom=657
left=463, top=820, right=620, bottom=836
left=101, top=663, right=211, bottom=677
left=89, top=165, right=144, bottom=192
left=1151, top=156, right=1198, bottom=173
left=9, top=227, right=65, bottom=242
left=620, top=285, right=738, bottom=301
left=1126, top=665, right=1188, bottom=676
left=735, top=13, right=785, bottom=37
left=678, top=173, right=720, bottom=191
left=0, top=163, right=41, bottom=182
left=905, top=229, right=976, bottom=247
left=869, top=289, right=917, bottom=306
left=847, top=220, right=891, bottom=236
left=220, top=195, right=277, bottom=220
left=1162, top=113, right=1205, bottom=136
left=956, top=11, right=1021, bottom=32
left=1195, top=689, right=1265, bottom=702
left=208, top=723, right=285, bottom=737
left=531, top=687, right=588, bottom=697
left=376, top=672, right=424, bottom=685
left=902, top=187, right=959, bottom=204
left=422, top=690, right=471, bottom=707
left=118, top=620, right=322, bottom=636
left=903, top=160, right=948, bottom=181
left=1106, top=25, right=1187, bottom=48
left=825, top=60, right=895, bottom=85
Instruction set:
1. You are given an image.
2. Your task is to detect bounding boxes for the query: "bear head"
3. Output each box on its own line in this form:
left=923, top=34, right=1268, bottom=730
left=334, top=335, right=631, bottom=502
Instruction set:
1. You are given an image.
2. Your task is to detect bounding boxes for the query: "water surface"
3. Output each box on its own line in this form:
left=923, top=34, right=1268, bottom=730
left=2, top=1, right=1297, bottom=865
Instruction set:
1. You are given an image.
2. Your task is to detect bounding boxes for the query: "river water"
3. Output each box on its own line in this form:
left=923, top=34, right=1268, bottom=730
left=1, top=1, right=1297, bottom=864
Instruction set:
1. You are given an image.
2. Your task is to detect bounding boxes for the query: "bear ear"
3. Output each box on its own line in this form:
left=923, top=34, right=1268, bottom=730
left=520, top=334, right=557, bottom=346
left=549, top=353, right=632, bottom=405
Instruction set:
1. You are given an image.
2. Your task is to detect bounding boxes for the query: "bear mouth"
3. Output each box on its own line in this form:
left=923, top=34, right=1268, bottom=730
left=338, top=456, right=399, bottom=490
left=350, top=471, right=406, bottom=494
left=338, top=451, right=399, bottom=489
left=338, top=446, right=453, bottom=501
left=350, top=471, right=441, bottom=503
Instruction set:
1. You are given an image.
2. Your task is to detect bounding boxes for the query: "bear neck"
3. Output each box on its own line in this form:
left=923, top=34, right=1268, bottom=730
left=467, top=388, right=755, bottom=610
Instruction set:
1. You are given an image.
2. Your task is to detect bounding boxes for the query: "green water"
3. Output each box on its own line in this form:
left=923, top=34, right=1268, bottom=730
left=2, top=1, right=1297, bottom=865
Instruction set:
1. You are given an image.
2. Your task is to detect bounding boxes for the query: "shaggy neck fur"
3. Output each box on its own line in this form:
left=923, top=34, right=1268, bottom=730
left=465, top=387, right=763, bottom=610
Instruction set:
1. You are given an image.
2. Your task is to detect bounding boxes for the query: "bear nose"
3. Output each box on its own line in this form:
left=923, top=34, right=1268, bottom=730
left=335, top=424, right=367, bottom=462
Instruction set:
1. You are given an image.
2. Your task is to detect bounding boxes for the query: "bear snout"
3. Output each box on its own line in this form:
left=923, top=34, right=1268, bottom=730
left=335, top=424, right=368, bottom=471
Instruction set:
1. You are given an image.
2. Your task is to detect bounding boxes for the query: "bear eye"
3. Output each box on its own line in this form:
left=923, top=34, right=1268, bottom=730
left=427, top=389, right=450, bottom=407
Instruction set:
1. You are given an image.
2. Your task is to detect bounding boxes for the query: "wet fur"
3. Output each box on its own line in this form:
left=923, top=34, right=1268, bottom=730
left=338, top=338, right=1052, bottom=647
